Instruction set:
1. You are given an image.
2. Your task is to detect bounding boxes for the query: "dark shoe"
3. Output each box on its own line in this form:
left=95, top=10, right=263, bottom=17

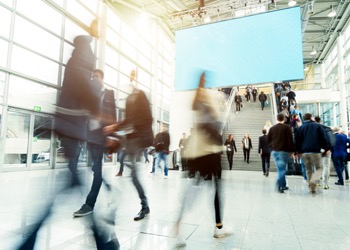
left=134, top=207, right=150, bottom=221
left=283, top=186, right=289, bottom=191
left=204, top=176, right=212, bottom=181
left=115, top=172, right=123, bottom=177
left=150, top=171, right=154, bottom=174
left=73, top=204, right=93, bottom=217
left=335, top=182, right=344, bottom=186
left=188, top=174, right=195, bottom=178
left=278, top=187, right=284, bottom=193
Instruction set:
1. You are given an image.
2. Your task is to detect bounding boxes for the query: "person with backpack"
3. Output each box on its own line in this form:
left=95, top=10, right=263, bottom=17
left=314, top=116, right=335, bottom=189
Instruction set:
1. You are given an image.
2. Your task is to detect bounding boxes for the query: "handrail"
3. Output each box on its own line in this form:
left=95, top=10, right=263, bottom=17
left=220, top=88, right=235, bottom=135
left=270, top=83, right=277, bottom=124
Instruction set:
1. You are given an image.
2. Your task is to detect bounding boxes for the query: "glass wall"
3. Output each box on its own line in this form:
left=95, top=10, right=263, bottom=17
left=0, top=1, right=175, bottom=170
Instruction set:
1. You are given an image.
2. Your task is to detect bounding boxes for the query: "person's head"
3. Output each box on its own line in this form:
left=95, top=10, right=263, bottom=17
left=332, top=126, right=340, bottom=133
left=261, top=91, right=264, bottom=94
left=277, top=113, right=285, bottom=122
left=129, top=69, right=138, bottom=90
left=244, top=133, right=249, bottom=138
left=314, top=116, right=321, bottom=123
left=161, top=123, right=168, bottom=132
left=92, top=69, right=104, bottom=86
left=294, top=105, right=299, bottom=109
left=303, top=113, right=312, bottom=121
left=262, top=129, right=267, bottom=135
left=182, top=133, right=186, bottom=138
left=228, top=134, right=233, bottom=140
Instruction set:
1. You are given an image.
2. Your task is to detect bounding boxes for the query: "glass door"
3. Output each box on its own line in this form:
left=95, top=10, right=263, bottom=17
left=3, top=109, right=54, bottom=169
left=4, top=111, right=30, bottom=167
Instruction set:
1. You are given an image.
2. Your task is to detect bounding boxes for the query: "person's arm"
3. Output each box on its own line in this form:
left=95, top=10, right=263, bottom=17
left=258, top=138, right=262, bottom=154
left=233, top=141, right=237, bottom=152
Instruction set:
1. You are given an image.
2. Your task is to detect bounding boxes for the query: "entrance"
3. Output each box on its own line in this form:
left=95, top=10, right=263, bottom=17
left=3, top=108, right=54, bottom=169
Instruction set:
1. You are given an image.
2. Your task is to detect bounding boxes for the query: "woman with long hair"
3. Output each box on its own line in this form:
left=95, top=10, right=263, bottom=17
left=224, top=134, right=237, bottom=170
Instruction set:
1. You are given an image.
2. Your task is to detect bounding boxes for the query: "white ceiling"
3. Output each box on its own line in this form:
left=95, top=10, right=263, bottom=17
left=109, top=0, right=350, bottom=66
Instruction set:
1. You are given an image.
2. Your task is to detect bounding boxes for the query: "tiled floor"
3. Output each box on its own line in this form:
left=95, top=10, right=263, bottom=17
left=1, top=164, right=350, bottom=250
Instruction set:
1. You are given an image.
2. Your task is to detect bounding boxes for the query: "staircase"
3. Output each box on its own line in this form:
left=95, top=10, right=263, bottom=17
left=221, top=94, right=276, bottom=172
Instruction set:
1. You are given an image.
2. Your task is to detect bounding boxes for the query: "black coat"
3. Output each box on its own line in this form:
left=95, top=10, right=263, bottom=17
left=258, top=135, right=271, bottom=155
left=55, top=35, right=100, bottom=141
left=224, top=139, right=237, bottom=153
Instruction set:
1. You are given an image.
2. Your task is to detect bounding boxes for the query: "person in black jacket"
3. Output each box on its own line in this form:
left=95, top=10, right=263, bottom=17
left=154, top=124, right=171, bottom=178
left=104, top=69, right=154, bottom=221
left=295, top=113, right=330, bottom=194
left=224, top=134, right=237, bottom=170
left=234, top=92, right=243, bottom=114
left=73, top=69, right=116, bottom=217
left=258, top=91, right=267, bottom=111
left=258, top=129, right=271, bottom=177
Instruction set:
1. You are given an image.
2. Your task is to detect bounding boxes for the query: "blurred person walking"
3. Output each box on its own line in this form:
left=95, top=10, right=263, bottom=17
left=18, top=34, right=119, bottom=249
left=154, top=124, right=171, bottom=178
left=224, top=134, right=237, bottom=170
left=331, top=127, right=349, bottom=186
left=258, top=129, right=271, bottom=177
left=174, top=72, right=232, bottom=247
left=267, top=113, right=294, bottom=193
left=179, top=133, right=188, bottom=171
left=234, top=92, right=243, bottom=114
left=104, top=69, right=153, bottom=221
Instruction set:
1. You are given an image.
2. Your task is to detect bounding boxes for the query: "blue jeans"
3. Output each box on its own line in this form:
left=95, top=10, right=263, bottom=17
left=271, top=151, right=289, bottom=189
left=86, top=143, right=104, bottom=208
left=156, top=151, right=169, bottom=176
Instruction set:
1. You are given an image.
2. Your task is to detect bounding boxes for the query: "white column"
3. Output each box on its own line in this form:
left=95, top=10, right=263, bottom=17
left=320, top=63, right=326, bottom=88
left=337, top=34, right=348, bottom=133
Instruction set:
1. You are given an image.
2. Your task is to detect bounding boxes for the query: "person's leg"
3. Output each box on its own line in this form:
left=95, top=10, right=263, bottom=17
left=85, top=143, right=104, bottom=209
left=266, top=154, right=271, bottom=176
left=301, top=158, right=307, bottom=180
left=322, top=154, right=331, bottom=188
left=332, top=156, right=344, bottom=184
left=227, top=151, right=232, bottom=170
left=309, top=153, right=322, bottom=187
left=163, top=153, right=169, bottom=176
left=271, top=151, right=287, bottom=192
left=247, top=149, right=250, bottom=163
left=243, top=148, right=247, bottom=161
left=62, top=137, right=82, bottom=186
left=261, top=155, right=266, bottom=174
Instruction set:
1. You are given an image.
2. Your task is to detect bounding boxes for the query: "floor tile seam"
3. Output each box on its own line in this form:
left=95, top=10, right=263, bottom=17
left=238, top=195, right=254, bottom=249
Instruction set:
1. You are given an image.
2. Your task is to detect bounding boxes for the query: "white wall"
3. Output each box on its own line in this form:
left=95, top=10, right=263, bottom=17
left=295, top=88, right=340, bottom=103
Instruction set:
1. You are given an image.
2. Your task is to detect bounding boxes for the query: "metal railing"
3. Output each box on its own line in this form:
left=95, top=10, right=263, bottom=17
left=220, top=89, right=235, bottom=135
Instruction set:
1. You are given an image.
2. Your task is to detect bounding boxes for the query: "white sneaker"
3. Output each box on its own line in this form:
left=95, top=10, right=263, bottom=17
left=213, top=226, right=233, bottom=238
left=164, top=175, right=168, bottom=179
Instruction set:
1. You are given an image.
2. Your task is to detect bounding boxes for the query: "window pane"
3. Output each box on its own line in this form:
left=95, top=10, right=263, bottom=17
left=11, top=45, right=59, bottom=83
left=107, top=27, right=120, bottom=45
left=16, top=0, right=62, bottom=35
left=66, top=0, right=96, bottom=26
left=8, top=75, right=58, bottom=109
left=105, top=45, right=119, bottom=68
left=0, top=6, right=12, bottom=39
left=0, top=39, right=8, bottom=68
left=80, top=0, right=98, bottom=12
left=118, top=73, right=131, bottom=94
left=117, top=91, right=128, bottom=109
left=13, top=15, right=60, bottom=60
left=121, top=39, right=137, bottom=60
left=0, top=71, right=5, bottom=104
left=104, top=65, right=118, bottom=88
left=138, top=54, right=151, bottom=72
left=119, top=56, right=135, bottom=76
left=32, top=115, right=52, bottom=166
left=121, top=23, right=137, bottom=47
left=1, top=0, right=13, bottom=7
left=64, top=18, right=90, bottom=43
left=138, top=68, right=151, bottom=88
left=138, top=41, right=152, bottom=59
left=107, top=8, right=121, bottom=32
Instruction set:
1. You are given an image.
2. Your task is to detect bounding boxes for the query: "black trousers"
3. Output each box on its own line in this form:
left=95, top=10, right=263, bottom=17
left=243, top=148, right=251, bottom=163
left=226, top=151, right=233, bottom=170
left=261, top=153, right=271, bottom=173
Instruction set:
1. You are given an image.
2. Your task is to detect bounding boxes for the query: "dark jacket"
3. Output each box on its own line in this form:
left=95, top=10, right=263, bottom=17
left=258, top=93, right=267, bottom=102
left=242, top=137, right=252, bottom=149
left=87, top=88, right=116, bottom=145
left=267, top=123, right=294, bottom=152
left=258, top=134, right=271, bottom=155
left=295, top=120, right=330, bottom=153
left=155, top=131, right=170, bottom=153
left=55, top=35, right=100, bottom=141
left=224, top=139, right=237, bottom=153
left=119, top=88, right=154, bottom=152
left=234, top=95, right=242, bottom=103
left=332, top=133, right=349, bottom=158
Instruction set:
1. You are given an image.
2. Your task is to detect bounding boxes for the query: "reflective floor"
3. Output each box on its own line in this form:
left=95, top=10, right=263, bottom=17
left=1, top=164, right=350, bottom=250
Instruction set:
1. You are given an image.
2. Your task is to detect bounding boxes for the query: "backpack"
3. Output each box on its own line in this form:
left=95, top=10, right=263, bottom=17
left=323, top=126, right=336, bottom=148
